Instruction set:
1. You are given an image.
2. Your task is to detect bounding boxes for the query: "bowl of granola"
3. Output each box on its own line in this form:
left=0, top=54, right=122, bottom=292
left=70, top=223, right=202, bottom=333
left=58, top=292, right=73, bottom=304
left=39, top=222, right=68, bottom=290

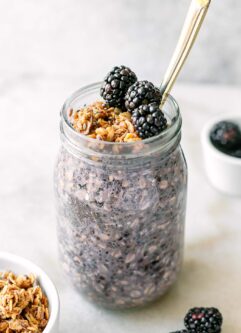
left=0, top=252, right=59, bottom=333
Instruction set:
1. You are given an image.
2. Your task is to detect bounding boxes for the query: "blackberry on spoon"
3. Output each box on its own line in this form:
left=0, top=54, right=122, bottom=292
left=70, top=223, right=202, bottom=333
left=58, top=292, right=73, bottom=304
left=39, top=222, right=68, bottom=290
left=100, top=65, right=137, bottom=108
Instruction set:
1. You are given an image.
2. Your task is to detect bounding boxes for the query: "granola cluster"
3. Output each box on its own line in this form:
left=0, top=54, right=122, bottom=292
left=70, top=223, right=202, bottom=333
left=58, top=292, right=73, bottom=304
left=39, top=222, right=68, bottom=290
left=69, top=101, right=141, bottom=142
left=0, top=272, right=49, bottom=333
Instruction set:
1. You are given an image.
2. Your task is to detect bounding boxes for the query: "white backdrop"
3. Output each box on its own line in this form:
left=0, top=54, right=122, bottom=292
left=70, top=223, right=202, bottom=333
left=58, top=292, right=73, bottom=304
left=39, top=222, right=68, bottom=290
left=0, top=0, right=241, bottom=85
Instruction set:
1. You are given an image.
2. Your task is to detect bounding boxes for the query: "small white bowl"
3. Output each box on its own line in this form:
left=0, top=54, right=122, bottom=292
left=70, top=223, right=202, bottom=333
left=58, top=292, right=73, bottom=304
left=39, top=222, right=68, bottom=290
left=0, top=252, right=59, bottom=333
left=201, top=113, right=241, bottom=196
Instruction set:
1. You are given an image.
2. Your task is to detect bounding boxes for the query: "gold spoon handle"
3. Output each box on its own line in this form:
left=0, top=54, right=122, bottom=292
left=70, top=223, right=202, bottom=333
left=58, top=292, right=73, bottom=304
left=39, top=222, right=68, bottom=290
left=160, top=0, right=211, bottom=107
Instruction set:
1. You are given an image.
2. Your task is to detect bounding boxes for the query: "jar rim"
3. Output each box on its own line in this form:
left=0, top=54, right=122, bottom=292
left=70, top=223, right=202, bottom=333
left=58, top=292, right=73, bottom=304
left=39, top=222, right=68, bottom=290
left=60, top=82, right=182, bottom=160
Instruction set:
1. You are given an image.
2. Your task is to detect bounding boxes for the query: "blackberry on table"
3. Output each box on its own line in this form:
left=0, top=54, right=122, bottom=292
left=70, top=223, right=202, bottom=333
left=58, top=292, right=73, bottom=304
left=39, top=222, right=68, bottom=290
left=210, top=121, right=241, bottom=151
left=125, top=80, right=162, bottom=112
left=100, top=65, right=137, bottom=108
left=184, top=307, right=223, bottom=333
left=132, top=102, right=167, bottom=139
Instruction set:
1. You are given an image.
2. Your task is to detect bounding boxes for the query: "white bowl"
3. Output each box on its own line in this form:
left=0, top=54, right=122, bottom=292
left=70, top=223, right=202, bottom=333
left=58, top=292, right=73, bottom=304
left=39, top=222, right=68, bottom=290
left=201, top=113, right=241, bottom=196
left=0, top=252, right=59, bottom=333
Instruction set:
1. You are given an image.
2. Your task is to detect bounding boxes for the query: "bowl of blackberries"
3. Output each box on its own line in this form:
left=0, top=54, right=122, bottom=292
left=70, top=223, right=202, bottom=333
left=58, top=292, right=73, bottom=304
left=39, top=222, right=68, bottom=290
left=201, top=114, right=241, bottom=196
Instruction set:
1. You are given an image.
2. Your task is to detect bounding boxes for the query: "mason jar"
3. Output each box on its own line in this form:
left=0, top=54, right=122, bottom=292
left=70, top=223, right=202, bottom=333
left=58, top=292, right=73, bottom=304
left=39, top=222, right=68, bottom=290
left=54, top=82, right=187, bottom=309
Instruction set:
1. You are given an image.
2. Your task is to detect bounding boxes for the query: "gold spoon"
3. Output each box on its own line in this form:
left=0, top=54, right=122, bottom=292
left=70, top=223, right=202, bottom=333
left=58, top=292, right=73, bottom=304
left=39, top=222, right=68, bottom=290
left=160, top=0, right=212, bottom=107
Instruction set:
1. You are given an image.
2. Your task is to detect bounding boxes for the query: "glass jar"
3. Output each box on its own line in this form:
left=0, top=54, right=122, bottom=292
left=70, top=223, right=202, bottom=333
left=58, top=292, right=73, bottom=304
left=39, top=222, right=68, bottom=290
left=54, top=82, right=187, bottom=309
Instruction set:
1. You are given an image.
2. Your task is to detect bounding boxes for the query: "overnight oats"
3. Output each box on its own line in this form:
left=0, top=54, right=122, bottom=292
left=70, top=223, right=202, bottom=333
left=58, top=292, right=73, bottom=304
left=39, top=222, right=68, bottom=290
left=54, top=66, right=188, bottom=308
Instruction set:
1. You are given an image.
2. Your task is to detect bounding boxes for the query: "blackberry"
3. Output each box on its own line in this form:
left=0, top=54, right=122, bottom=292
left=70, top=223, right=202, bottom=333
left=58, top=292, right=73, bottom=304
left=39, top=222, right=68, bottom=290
left=125, top=80, right=162, bottom=112
left=132, top=102, right=167, bottom=139
left=100, top=65, right=137, bottom=108
left=184, top=307, right=223, bottom=333
left=210, top=121, right=241, bottom=152
left=230, top=148, right=241, bottom=158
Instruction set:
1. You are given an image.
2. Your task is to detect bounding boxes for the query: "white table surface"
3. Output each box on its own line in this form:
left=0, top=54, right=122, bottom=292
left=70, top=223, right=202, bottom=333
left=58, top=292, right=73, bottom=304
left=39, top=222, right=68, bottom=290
left=0, top=81, right=241, bottom=333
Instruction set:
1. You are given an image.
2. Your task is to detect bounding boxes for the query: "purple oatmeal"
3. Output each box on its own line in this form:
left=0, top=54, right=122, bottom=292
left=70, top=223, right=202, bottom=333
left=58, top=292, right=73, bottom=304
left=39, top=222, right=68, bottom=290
left=54, top=82, right=187, bottom=309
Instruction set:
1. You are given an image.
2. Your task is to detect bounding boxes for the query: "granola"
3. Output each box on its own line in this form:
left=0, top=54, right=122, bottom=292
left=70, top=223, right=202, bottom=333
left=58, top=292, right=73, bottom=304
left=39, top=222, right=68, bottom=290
left=0, top=272, right=49, bottom=333
left=69, top=101, right=141, bottom=142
